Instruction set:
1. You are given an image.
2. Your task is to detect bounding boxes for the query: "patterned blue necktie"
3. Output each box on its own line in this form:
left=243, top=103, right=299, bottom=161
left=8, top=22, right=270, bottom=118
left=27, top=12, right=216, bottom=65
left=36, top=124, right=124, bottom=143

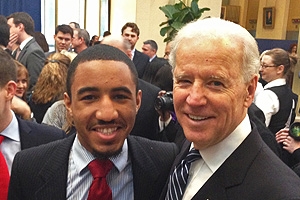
left=165, top=148, right=201, bottom=200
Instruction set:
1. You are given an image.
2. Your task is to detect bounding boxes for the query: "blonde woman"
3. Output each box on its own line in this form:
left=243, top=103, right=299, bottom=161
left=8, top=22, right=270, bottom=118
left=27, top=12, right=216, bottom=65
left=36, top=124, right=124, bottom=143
left=28, top=53, right=70, bottom=123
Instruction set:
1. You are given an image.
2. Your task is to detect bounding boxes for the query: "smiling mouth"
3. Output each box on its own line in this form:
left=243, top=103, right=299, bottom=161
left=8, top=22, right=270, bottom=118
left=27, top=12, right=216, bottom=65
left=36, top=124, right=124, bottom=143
left=188, top=114, right=209, bottom=121
left=94, top=127, right=117, bottom=135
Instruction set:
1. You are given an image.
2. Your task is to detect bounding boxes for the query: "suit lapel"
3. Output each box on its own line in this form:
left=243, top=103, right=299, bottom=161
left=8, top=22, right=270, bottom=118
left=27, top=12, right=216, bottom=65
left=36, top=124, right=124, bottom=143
left=127, top=136, right=162, bottom=199
left=35, top=134, right=75, bottom=199
left=17, top=117, right=34, bottom=150
left=192, top=128, right=263, bottom=199
left=17, top=38, right=34, bottom=61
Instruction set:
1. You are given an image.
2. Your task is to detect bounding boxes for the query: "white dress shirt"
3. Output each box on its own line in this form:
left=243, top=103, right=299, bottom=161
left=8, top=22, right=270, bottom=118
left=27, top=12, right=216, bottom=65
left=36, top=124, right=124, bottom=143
left=182, top=115, right=251, bottom=200
left=254, top=78, right=286, bottom=126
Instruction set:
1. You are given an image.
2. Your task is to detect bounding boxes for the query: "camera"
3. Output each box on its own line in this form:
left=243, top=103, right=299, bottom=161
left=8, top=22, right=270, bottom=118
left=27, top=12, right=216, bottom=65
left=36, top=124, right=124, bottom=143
left=289, top=122, right=300, bottom=141
left=154, top=91, right=174, bottom=112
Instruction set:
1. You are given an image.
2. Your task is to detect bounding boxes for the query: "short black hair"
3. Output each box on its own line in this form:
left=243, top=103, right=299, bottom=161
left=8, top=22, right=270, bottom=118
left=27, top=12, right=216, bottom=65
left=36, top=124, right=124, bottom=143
left=0, top=15, right=9, bottom=47
left=55, top=24, right=73, bottom=37
left=143, top=40, right=158, bottom=51
left=69, top=22, right=80, bottom=29
left=7, top=12, right=35, bottom=36
left=0, top=49, right=17, bottom=87
left=66, top=44, right=138, bottom=99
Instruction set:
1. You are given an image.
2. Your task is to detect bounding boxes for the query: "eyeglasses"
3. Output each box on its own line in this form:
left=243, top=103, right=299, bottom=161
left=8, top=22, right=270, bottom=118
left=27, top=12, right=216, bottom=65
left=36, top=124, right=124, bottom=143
left=260, top=63, right=277, bottom=69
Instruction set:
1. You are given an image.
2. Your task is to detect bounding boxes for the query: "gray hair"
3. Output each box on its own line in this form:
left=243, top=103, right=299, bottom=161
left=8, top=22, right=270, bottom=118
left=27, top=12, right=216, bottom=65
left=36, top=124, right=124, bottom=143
left=169, top=18, right=260, bottom=83
left=76, top=28, right=90, bottom=47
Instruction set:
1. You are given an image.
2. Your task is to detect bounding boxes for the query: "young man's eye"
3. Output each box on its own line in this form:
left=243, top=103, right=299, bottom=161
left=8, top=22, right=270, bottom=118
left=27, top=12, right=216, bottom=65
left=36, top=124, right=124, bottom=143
left=82, top=95, right=97, bottom=100
left=114, top=94, right=128, bottom=100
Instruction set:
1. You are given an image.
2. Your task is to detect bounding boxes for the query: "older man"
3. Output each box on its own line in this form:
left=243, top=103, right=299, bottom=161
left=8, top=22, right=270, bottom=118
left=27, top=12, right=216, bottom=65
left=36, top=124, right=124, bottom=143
left=161, top=18, right=300, bottom=200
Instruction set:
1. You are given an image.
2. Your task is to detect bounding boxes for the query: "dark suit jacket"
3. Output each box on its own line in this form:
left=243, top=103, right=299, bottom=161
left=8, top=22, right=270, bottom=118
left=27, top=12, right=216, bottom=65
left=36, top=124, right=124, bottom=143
left=160, top=127, right=300, bottom=200
left=131, top=79, right=161, bottom=140
left=133, top=49, right=149, bottom=78
left=16, top=38, right=46, bottom=99
left=17, top=117, right=66, bottom=149
left=8, top=134, right=178, bottom=200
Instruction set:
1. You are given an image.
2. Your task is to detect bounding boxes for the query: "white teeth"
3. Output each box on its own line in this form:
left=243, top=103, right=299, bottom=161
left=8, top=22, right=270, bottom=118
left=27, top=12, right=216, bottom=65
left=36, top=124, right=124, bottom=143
left=189, top=115, right=208, bottom=120
left=95, top=127, right=117, bottom=135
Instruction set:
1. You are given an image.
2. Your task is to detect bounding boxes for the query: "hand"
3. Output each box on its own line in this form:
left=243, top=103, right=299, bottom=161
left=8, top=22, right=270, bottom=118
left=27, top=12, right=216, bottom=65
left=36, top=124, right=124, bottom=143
left=7, top=33, right=18, bottom=50
left=282, top=136, right=300, bottom=154
left=11, top=96, right=32, bottom=120
left=156, top=90, right=171, bottom=122
left=275, top=128, right=289, bottom=144
left=275, top=128, right=300, bottom=154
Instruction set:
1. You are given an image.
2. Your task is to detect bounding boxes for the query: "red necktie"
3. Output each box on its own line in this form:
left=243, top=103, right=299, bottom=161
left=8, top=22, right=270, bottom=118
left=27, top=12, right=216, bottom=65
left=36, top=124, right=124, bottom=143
left=0, top=135, right=9, bottom=200
left=87, top=159, right=113, bottom=200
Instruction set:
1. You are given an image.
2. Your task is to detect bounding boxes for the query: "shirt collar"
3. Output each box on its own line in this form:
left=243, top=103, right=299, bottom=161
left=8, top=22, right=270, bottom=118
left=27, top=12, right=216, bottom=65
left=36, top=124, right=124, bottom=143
left=131, top=48, right=136, bottom=60
left=1, top=111, right=20, bottom=142
left=195, top=114, right=251, bottom=173
left=149, top=55, right=156, bottom=62
left=263, top=78, right=286, bottom=89
left=73, top=135, right=129, bottom=174
left=19, top=36, right=33, bottom=50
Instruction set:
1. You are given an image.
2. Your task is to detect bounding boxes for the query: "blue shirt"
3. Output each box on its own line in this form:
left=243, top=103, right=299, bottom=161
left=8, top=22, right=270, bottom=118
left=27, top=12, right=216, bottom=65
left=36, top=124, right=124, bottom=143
left=0, top=111, right=20, bottom=175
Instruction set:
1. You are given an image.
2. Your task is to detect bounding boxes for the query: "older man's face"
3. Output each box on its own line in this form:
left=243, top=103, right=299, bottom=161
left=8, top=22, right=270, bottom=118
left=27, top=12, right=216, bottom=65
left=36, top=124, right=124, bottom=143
left=173, top=38, right=255, bottom=150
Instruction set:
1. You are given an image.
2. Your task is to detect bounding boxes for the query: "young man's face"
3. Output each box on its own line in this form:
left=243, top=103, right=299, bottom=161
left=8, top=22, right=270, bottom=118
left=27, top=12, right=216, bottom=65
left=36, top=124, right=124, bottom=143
left=64, top=60, right=141, bottom=158
left=7, top=18, right=21, bottom=44
left=54, top=31, right=72, bottom=52
left=122, top=27, right=139, bottom=50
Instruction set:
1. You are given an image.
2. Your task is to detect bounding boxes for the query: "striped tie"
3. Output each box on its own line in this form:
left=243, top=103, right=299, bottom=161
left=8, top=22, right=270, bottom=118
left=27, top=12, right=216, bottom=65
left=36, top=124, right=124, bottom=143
left=166, top=148, right=201, bottom=200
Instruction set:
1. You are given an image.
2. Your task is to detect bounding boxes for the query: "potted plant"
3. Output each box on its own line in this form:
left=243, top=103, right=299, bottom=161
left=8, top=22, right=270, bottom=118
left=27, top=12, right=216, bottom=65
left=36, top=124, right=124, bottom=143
left=159, top=0, right=210, bottom=42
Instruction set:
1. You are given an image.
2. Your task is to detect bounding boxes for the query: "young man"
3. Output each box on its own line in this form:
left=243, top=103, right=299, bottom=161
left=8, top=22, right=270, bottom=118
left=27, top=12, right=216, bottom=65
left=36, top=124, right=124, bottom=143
left=160, top=18, right=300, bottom=200
left=45, top=24, right=73, bottom=58
left=121, top=22, right=149, bottom=78
left=8, top=45, right=178, bottom=200
left=7, top=12, right=46, bottom=99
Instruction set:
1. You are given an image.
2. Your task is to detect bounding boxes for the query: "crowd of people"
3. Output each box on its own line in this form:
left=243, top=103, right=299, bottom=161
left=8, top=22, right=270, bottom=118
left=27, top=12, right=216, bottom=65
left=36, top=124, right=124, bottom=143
left=1, top=11, right=300, bottom=200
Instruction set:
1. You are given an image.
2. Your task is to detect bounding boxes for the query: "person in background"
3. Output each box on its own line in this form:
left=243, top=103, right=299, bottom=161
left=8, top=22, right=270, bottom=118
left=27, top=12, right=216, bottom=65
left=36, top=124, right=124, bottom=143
left=11, top=60, right=31, bottom=120
left=45, top=24, right=73, bottom=58
left=28, top=53, right=70, bottom=123
left=7, top=12, right=46, bottom=100
left=89, top=35, right=99, bottom=46
left=163, top=41, right=173, bottom=60
left=160, top=18, right=300, bottom=200
left=289, top=43, right=298, bottom=58
left=0, top=48, right=65, bottom=199
left=142, top=39, right=161, bottom=63
left=72, top=28, right=90, bottom=54
left=121, top=22, right=149, bottom=78
left=8, top=44, right=178, bottom=200
left=276, top=128, right=300, bottom=176
left=0, top=15, right=11, bottom=54
left=14, top=61, right=29, bottom=101
left=33, top=31, right=49, bottom=52
left=254, top=48, right=298, bottom=166
left=103, top=30, right=111, bottom=37
left=69, top=21, right=80, bottom=30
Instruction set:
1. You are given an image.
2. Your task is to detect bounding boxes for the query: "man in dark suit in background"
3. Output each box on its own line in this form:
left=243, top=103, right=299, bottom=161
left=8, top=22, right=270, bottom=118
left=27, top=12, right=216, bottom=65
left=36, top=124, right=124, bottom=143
left=45, top=24, right=73, bottom=58
left=101, top=35, right=162, bottom=141
left=8, top=44, right=178, bottom=200
left=160, top=18, right=300, bottom=200
left=7, top=12, right=46, bottom=100
left=0, top=49, right=65, bottom=199
left=121, top=22, right=149, bottom=78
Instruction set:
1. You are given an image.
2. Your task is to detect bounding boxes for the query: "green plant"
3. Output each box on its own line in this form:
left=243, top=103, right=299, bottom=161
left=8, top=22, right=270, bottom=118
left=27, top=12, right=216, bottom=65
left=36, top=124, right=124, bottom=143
left=159, top=0, right=210, bottom=42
